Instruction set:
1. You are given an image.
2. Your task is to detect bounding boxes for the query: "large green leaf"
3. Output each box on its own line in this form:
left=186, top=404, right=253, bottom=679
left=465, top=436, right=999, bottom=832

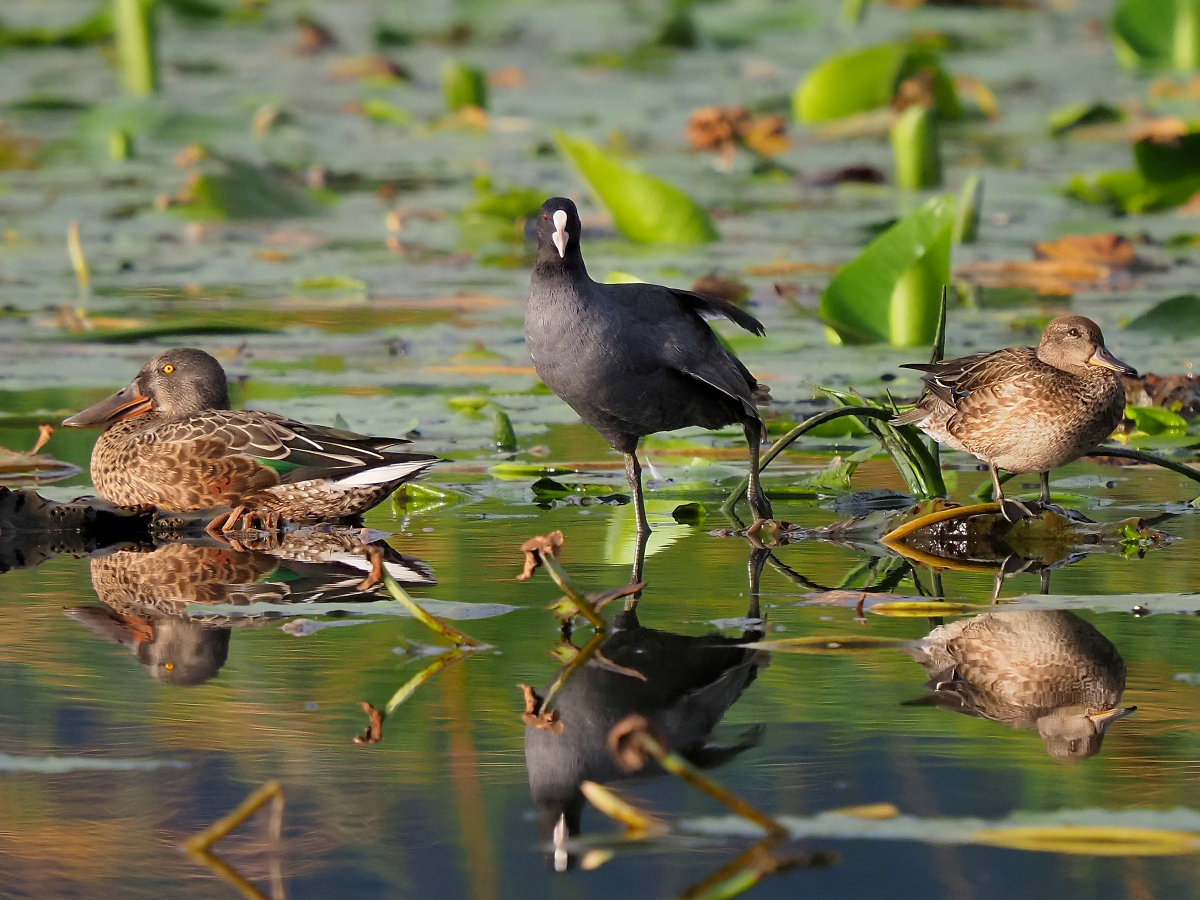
left=553, top=130, right=718, bottom=245
left=792, top=42, right=961, bottom=124
left=793, top=43, right=906, bottom=123
left=819, top=195, right=954, bottom=346
left=1126, top=293, right=1200, bottom=337
left=1111, top=0, right=1175, bottom=68
left=1135, top=129, right=1200, bottom=181
left=1064, top=168, right=1200, bottom=213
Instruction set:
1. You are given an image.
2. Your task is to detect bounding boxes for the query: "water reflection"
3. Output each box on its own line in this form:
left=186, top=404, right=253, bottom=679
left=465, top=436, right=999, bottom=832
left=525, top=601, right=766, bottom=871
left=50, top=533, right=434, bottom=685
left=903, top=610, right=1134, bottom=761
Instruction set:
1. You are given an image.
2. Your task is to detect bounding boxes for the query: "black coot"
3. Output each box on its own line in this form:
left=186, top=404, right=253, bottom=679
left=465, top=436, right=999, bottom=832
left=525, top=197, right=773, bottom=533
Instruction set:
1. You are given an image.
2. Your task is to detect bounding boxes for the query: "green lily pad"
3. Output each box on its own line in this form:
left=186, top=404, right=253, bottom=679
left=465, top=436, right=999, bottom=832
left=1048, top=102, right=1124, bottom=136
left=1126, top=293, right=1200, bottom=337
left=553, top=130, right=718, bottom=246
left=177, top=159, right=322, bottom=220
left=1123, top=405, right=1189, bottom=436
left=820, top=195, right=955, bottom=346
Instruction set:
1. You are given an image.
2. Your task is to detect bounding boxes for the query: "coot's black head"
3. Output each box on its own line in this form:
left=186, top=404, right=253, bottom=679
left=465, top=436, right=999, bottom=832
left=533, top=197, right=583, bottom=267
left=63, top=348, right=231, bottom=428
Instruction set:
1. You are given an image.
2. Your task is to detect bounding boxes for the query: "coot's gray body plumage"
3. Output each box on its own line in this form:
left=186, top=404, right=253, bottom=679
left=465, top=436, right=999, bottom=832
left=524, top=197, right=772, bottom=532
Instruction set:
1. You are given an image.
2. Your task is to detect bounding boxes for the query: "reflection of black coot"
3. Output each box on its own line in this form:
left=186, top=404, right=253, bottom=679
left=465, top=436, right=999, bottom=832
left=525, top=610, right=766, bottom=871
left=904, top=610, right=1134, bottom=761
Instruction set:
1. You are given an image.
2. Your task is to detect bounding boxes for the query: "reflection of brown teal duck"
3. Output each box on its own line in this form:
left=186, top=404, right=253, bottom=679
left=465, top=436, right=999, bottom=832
left=65, top=533, right=433, bottom=685
left=525, top=608, right=766, bottom=871
left=893, top=316, right=1135, bottom=509
left=904, top=610, right=1133, bottom=761
left=63, top=348, right=438, bottom=528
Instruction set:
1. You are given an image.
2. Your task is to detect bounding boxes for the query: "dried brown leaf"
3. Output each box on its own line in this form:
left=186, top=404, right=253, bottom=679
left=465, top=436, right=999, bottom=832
left=1032, top=233, right=1137, bottom=268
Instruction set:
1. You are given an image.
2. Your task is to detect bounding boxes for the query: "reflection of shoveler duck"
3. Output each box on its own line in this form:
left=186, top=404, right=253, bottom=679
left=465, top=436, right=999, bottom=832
left=66, top=534, right=434, bottom=685
left=892, top=316, right=1135, bottom=514
left=904, top=610, right=1134, bottom=761
left=63, top=348, right=438, bottom=532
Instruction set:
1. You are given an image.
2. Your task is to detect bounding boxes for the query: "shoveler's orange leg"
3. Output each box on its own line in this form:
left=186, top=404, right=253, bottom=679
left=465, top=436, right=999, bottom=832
left=222, top=506, right=248, bottom=534
left=205, top=510, right=234, bottom=540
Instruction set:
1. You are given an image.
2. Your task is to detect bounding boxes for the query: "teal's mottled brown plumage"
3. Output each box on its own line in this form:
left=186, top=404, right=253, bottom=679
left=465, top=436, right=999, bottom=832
left=63, top=349, right=438, bottom=528
left=905, top=610, right=1134, bottom=761
left=892, top=316, right=1135, bottom=506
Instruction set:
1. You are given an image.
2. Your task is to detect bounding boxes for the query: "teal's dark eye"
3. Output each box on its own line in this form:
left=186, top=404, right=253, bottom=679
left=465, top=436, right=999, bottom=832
left=1067, top=329, right=1079, bottom=338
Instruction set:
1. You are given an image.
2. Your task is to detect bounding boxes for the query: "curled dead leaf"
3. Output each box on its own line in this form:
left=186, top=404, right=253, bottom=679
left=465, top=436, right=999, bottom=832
left=295, top=16, right=337, bottom=55
left=354, top=701, right=384, bottom=744
left=517, top=531, right=565, bottom=581
left=891, top=69, right=936, bottom=113
left=685, top=106, right=790, bottom=162
left=607, top=714, right=664, bottom=773
left=518, top=683, right=563, bottom=733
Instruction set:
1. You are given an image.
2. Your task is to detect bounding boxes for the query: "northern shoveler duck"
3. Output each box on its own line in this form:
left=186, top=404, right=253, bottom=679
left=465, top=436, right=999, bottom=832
left=904, top=610, right=1133, bottom=760
left=892, top=315, right=1135, bottom=514
left=63, top=348, right=438, bottom=533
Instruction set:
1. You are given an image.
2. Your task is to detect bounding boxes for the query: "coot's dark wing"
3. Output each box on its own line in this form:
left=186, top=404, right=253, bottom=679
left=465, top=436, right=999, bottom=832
left=666, top=288, right=766, bottom=337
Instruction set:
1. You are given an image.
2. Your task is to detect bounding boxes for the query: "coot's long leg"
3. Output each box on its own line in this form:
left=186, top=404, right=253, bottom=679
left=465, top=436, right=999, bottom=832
left=624, top=452, right=650, bottom=536
left=744, top=422, right=773, bottom=522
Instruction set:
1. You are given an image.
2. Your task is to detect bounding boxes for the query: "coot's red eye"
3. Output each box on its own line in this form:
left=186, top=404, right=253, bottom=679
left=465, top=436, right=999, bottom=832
left=543, top=214, right=549, bottom=220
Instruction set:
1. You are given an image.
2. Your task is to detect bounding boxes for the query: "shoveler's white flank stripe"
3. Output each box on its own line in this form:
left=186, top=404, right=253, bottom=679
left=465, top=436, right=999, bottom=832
left=334, top=459, right=436, bottom=487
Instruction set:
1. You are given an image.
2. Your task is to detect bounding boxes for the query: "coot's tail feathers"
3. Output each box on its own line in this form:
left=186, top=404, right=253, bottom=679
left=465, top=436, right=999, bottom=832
left=669, top=288, right=766, bottom=337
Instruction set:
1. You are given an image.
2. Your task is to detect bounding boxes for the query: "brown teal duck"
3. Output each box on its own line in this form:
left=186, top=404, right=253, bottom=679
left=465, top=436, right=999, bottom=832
left=892, top=315, right=1135, bottom=514
left=63, top=348, right=438, bottom=532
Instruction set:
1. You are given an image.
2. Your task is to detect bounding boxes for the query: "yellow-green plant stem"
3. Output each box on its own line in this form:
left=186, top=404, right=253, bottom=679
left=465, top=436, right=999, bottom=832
left=184, top=780, right=284, bottom=854
left=533, top=550, right=608, bottom=631
left=377, top=566, right=483, bottom=647
left=633, top=730, right=785, bottom=838
left=114, top=0, right=157, bottom=96
left=891, top=104, right=942, bottom=189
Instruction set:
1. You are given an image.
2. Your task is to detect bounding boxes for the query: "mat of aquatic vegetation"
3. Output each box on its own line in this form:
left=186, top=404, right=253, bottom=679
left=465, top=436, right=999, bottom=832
left=1, top=0, right=1200, bottom=898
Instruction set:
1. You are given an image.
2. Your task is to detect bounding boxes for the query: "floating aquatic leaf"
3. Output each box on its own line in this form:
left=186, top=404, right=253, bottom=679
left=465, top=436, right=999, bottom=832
left=553, top=130, right=718, bottom=245
left=1121, top=405, right=1189, bottom=437
left=457, top=175, right=543, bottom=252
left=604, top=271, right=646, bottom=284
left=1048, top=102, right=1124, bottom=135
left=820, top=195, right=954, bottom=346
left=294, top=274, right=366, bottom=292
left=671, top=502, right=706, bottom=525
left=441, top=60, right=488, bottom=112
left=493, top=407, right=517, bottom=452
left=1127, top=293, right=1200, bottom=337
left=0, top=4, right=112, bottom=49
left=177, top=159, right=322, bottom=220
left=489, top=462, right=581, bottom=479
left=361, top=98, right=412, bottom=126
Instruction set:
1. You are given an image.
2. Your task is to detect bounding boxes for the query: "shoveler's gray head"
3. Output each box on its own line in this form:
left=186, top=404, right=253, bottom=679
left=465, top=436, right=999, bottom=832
left=63, top=348, right=231, bottom=428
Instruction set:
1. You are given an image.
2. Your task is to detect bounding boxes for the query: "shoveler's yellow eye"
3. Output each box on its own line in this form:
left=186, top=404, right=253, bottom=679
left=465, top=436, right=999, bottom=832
left=162, top=364, right=175, bottom=374
left=164, top=662, right=174, bottom=670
